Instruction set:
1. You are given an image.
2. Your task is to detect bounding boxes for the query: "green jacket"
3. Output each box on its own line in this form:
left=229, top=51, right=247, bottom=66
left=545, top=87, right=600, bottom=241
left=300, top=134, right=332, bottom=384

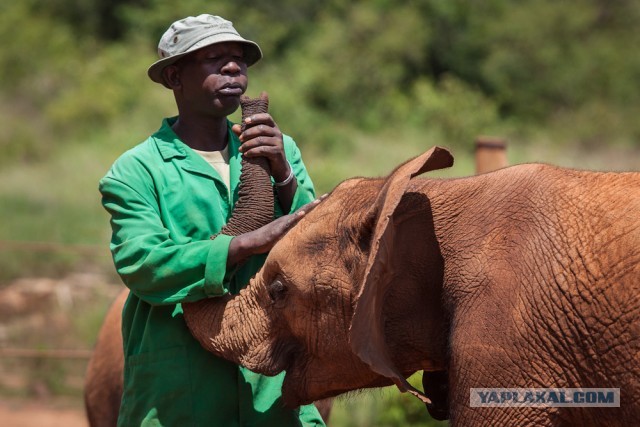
left=99, top=117, right=324, bottom=427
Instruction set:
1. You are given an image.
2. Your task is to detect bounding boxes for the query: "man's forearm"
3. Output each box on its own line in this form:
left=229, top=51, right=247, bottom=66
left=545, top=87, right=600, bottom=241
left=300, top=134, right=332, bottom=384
left=275, top=175, right=298, bottom=214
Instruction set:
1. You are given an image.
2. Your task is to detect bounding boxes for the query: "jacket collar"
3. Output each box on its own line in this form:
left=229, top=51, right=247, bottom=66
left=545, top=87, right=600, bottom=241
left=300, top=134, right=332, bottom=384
left=153, top=117, right=188, bottom=161
left=152, top=117, right=242, bottom=199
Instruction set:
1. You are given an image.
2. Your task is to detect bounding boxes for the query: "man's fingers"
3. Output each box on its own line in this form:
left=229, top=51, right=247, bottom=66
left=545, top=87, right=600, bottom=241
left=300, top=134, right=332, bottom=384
left=251, top=195, right=328, bottom=255
left=239, top=131, right=283, bottom=154
left=231, top=124, right=242, bottom=136
left=241, top=144, right=280, bottom=159
left=298, top=194, right=329, bottom=214
left=240, top=127, right=280, bottom=144
left=274, top=208, right=307, bottom=233
left=282, top=210, right=306, bottom=229
left=278, top=195, right=328, bottom=231
left=243, top=113, right=275, bottom=127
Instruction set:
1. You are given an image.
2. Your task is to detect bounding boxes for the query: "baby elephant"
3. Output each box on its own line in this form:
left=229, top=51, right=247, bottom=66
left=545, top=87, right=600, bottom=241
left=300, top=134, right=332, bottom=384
left=184, top=147, right=640, bottom=426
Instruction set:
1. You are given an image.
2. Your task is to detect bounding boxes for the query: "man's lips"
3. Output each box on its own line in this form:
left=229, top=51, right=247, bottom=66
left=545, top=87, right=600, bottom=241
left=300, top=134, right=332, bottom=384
left=218, top=83, right=244, bottom=96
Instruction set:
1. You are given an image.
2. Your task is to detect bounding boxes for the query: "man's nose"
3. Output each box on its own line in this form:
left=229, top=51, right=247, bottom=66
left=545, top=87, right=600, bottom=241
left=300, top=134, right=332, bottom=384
left=221, top=60, right=242, bottom=74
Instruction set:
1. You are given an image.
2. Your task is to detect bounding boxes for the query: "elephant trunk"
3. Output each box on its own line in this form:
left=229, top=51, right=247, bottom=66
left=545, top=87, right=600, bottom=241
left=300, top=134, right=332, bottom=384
left=183, top=93, right=276, bottom=354
left=184, top=277, right=279, bottom=373
left=219, top=92, right=274, bottom=235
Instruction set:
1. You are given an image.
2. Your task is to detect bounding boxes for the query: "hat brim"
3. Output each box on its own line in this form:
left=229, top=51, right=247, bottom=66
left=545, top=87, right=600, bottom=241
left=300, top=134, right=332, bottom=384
left=147, top=33, right=262, bottom=88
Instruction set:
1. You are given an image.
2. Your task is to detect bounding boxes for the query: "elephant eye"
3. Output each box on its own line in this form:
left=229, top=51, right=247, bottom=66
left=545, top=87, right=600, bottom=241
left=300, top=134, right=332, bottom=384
left=268, top=279, right=288, bottom=302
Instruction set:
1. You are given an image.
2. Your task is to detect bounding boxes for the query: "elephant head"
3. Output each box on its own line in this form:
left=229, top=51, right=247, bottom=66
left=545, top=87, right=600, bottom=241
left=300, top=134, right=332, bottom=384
left=186, top=146, right=455, bottom=406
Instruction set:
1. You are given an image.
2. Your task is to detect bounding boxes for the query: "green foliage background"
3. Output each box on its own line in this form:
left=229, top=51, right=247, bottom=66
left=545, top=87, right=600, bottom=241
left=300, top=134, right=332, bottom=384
left=1, top=0, right=639, bottom=425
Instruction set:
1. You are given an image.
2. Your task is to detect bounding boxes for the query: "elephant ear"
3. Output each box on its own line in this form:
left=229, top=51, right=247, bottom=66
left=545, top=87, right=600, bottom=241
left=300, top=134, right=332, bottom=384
left=349, top=146, right=453, bottom=403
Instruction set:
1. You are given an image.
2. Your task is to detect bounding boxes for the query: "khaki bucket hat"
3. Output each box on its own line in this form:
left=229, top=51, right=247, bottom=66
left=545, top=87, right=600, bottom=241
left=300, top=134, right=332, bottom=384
left=147, top=14, right=263, bottom=87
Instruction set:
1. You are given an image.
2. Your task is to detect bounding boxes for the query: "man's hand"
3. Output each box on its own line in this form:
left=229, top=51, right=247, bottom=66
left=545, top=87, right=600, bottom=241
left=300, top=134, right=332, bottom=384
left=232, top=114, right=289, bottom=183
left=232, top=113, right=299, bottom=212
left=226, top=196, right=326, bottom=267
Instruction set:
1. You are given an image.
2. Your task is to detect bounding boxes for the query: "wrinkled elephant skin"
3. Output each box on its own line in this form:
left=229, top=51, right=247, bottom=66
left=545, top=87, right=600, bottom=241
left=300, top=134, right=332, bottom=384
left=192, top=147, right=640, bottom=426
left=83, top=289, right=334, bottom=426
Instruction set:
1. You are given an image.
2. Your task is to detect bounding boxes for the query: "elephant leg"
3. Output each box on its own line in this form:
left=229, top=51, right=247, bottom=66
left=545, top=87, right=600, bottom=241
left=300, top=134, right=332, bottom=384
left=423, top=370, right=449, bottom=420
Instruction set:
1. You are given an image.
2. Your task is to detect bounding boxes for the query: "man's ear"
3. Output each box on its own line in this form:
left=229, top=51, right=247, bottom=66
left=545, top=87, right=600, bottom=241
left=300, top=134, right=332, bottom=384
left=162, top=65, right=181, bottom=89
left=348, top=146, right=453, bottom=403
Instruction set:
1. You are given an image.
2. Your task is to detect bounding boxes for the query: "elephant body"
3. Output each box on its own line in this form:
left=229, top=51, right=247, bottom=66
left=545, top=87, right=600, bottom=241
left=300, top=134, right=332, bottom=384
left=417, top=163, right=639, bottom=425
left=187, top=148, right=640, bottom=426
left=84, top=289, right=127, bottom=427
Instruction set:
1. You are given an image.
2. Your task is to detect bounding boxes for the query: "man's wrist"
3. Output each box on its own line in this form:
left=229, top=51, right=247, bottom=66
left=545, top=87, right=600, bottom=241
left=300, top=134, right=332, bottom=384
left=274, top=161, right=295, bottom=187
left=227, top=235, right=251, bottom=267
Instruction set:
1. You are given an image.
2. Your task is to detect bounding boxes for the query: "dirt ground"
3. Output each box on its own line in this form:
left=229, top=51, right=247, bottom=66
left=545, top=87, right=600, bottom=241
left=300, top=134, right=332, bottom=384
left=0, top=399, right=87, bottom=427
left=0, top=274, right=121, bottom=427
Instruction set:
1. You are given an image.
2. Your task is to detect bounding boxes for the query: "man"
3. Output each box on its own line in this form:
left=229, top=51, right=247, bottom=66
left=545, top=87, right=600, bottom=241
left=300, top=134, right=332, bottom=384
left=99, top=14, right=324, bottom=426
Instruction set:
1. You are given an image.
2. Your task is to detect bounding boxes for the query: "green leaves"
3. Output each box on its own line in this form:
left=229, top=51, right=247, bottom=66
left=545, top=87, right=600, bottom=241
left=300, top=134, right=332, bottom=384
left=4, top=0, right=640, bottom=168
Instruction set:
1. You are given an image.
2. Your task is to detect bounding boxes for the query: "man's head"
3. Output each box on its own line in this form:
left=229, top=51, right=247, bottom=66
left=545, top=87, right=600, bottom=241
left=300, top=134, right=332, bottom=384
left=147, top=14, right=262, bottom=88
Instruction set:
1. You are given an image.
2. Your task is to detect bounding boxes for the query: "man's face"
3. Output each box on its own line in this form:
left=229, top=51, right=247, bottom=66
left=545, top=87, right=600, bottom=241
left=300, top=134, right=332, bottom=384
left=173, top=42, right=248, bottom=117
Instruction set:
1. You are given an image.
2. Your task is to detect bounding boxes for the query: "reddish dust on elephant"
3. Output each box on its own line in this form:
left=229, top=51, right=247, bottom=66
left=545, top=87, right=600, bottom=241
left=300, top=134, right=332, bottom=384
left=184, top=147, right=640, bottom=426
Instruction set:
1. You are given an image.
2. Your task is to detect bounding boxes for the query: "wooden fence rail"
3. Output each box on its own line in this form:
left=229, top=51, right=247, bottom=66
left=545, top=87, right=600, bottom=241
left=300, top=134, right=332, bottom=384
left=0, top=348, right=93, bottom=359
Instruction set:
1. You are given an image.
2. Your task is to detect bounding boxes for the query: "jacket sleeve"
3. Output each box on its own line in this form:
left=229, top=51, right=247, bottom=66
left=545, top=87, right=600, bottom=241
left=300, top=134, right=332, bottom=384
left=99, top=175, right=233, bottom=306
left=280, top=135, right=316, bottom=215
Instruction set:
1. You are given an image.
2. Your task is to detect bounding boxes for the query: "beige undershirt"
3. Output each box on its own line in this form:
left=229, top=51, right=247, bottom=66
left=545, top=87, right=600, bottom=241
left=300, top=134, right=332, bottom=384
left=193, top=145, right=231, bottom=198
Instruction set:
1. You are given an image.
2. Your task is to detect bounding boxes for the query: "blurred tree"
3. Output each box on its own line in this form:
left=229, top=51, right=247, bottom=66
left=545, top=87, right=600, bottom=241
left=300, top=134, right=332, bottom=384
left=284, top=2, right=433, bottom=129
left=29, top=0, right=146, bottom=40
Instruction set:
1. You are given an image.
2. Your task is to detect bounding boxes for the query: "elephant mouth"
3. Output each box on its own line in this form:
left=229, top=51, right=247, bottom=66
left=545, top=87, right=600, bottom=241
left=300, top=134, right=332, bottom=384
left=281, top=358, right=312, bottom=407
left=281, top=358, right=358, bottom=407
left=270, top=337, right=334, bottom=407
left=277, top=343, right=320, bottom=407
left=281, top=352, right=343, bottom=408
